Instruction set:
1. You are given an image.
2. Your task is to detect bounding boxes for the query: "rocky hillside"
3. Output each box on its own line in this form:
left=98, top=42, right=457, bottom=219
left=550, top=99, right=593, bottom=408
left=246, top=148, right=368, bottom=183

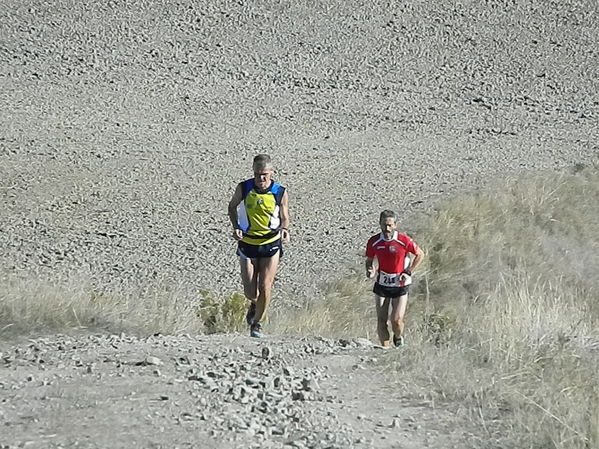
left=1, top=0, right=598, bottom=298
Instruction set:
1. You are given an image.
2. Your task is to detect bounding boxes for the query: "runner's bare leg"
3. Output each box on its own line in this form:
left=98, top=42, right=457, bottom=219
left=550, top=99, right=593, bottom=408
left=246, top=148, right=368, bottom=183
left=390, top=294, right=409, bottom=338
left=375, top=296, right=392, bottom=346
left=239, top=256, right=259, bottom=302
left=253, top=251, right=280, bottom=323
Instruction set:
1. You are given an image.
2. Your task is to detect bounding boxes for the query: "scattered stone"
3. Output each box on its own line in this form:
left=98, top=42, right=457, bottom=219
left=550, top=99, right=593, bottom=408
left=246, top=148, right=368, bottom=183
left=353, top=338, right=373, bottom=348
left=291, top=391, right=306, bottom=401
left=188, top=374, right=209, bottom=383
left=177, top=356, right=191, bottom=365
left=262, top=377, right=275, bottom=391
left=261, top=346, right=272, bottom=360
left=338, top=339, right=351, bottom=347
left=244, top=377, right=261, bottom=387
left=141, top=356, right=163, bottom=366
left=301, top=377, right=318, bottom=392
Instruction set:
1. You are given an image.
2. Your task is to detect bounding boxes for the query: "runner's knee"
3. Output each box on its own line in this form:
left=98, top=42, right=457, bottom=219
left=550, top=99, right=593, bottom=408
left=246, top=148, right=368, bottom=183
left=377, top=316, right=388, bottom=327
left=243, top=285, right=258, bottom=300
left=258, top=282, right=272, bottom=293
left=258, top=278, right=275, bottom=293
left=391, top=316, right=403, bottom=327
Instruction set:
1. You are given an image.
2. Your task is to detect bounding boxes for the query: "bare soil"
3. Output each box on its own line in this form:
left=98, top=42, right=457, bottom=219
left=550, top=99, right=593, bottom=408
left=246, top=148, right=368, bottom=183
left=1, top=334, right=485, bottom=449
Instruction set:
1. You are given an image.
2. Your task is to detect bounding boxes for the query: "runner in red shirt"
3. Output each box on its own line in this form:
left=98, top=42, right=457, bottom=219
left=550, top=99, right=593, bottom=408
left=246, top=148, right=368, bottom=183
left=365, top=210, right=425, bottom=347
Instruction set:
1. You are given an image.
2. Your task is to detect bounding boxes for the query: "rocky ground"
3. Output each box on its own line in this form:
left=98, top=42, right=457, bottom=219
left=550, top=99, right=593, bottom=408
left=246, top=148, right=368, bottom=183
left=1, top=0, right=598, bottom=447
left=1, top=334, right=483, bottom=449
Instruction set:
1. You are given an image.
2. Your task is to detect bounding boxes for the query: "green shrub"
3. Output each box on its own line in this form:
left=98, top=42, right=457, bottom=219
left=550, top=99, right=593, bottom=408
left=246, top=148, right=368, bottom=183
left=197, top=290, right=247, bottom=334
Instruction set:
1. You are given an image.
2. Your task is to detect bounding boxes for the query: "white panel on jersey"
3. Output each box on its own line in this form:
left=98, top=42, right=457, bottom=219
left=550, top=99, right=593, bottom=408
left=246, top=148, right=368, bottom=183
left=269, top=205, right=281, bottom=230
left=237, top=203, right=249, bottom=232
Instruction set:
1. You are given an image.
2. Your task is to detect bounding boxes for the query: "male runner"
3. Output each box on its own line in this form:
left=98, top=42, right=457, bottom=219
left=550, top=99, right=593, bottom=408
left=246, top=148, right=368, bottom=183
left=228, top=154, right=290, bottom=338
left=365, top=210, right=424, bottom=347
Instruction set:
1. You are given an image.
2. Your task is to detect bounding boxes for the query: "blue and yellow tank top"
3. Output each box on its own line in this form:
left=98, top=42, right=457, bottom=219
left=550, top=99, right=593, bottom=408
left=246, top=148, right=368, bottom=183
left=237, top=179, right=286, bottom=245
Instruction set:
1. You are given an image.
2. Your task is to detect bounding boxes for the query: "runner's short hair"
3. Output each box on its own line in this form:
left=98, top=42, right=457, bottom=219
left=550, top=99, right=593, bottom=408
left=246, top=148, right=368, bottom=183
left=253, top=154, right=272, bottom=171
left=379, top=210, right=396, bottom=223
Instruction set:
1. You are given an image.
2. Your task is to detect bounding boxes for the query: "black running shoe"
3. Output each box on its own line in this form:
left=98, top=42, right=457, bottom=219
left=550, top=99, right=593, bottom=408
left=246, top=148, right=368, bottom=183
left=246, top=301, right=256, bottom=326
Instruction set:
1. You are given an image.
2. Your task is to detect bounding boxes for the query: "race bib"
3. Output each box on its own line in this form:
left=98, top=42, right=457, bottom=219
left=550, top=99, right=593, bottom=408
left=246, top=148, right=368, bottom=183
left=378, top=270, right=412, bottom=287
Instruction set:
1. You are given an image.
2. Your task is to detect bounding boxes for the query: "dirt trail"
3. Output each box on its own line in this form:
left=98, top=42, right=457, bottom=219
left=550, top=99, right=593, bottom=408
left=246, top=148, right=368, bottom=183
left=0, top=333, right=480, bottom=449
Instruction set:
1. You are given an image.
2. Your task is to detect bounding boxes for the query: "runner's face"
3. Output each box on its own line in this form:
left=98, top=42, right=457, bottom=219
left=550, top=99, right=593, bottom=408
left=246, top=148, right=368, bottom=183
left=380, top=217, right=397, bottom=237
left=253, top=166, right=273, bottom=190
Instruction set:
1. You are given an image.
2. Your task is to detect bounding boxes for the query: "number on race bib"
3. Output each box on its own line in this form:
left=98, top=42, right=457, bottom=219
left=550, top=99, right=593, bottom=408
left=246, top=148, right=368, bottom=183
left=378, top=271, right=412, bottom=287
left=379, top=271, right=399, bottom=287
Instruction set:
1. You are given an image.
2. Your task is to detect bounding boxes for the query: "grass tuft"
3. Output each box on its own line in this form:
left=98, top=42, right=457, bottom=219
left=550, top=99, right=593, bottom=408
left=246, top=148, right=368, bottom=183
left=197, top=290, right=247, bottom=334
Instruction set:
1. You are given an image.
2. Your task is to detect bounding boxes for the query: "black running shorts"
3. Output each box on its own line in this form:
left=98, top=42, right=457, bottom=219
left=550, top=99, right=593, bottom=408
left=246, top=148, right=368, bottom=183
left=373, top=283, right=409, bottom=298
left=237, top=239, right=283, bottom=259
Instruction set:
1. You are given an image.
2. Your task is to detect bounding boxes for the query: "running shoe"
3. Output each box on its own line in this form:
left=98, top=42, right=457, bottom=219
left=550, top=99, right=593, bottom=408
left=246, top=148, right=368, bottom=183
left=246, top=301, right=256, bottom=326
left=393, top=335, right=405, bottom=347
left=250, top=322, right=265, bottom=339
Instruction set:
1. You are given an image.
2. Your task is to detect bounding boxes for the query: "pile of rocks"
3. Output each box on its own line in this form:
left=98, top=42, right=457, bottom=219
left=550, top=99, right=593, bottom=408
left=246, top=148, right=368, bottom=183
left=0, top=333, right=376, bottom=448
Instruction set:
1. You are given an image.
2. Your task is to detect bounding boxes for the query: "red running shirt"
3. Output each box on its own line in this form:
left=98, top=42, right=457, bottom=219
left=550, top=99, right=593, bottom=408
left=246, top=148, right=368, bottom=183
left=366, top=231, right=419, bottom=275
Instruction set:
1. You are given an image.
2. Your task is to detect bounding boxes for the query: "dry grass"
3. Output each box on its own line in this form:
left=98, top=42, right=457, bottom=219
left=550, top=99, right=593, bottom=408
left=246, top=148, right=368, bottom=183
left=390, top=166, right=599, bottom=449
left=270, top=274, right=373, bottom=339
left=0, top=277, right=246, bottom=336
left=392, top=279, right=599, bottom=449
left=273, top=164, right=599, bottom=448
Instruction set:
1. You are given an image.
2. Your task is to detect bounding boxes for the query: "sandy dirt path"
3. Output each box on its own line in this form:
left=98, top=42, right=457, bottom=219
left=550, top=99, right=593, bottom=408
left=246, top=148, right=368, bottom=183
left=0, top=334, right=484, bottom=449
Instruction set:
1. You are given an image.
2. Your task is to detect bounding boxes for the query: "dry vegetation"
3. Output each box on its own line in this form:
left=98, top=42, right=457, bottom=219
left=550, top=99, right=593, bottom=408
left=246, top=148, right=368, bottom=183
left=400, top=166, right=599, bottom=449
left=271, top=165, right=599, bottom=449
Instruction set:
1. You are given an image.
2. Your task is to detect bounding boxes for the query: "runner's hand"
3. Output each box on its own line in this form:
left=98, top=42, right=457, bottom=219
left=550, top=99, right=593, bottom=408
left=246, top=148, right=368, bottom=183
left=399, top=272, right=411, bottom=284
left=232, top=228, right=244, bottom=241
left=281, top=228, right=290, bottom=243
left=367, top=267, right=376, bottom=279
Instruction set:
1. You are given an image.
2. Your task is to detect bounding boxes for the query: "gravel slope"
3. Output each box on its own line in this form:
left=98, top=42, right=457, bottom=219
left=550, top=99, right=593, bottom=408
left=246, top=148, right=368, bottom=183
left=0, top=333, right=485, bottom=449
left=1, top=0, right=598, bottom=303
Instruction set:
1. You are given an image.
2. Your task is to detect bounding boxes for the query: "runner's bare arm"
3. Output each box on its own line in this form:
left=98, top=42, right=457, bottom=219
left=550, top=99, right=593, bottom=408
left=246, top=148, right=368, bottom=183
left=228, top=184, right=244, bottom=240
left=407, top=247, right=425, bottom=273
left=365, top=257, right=376, bottom=278
left=280, top=190, right=290, bottom=243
